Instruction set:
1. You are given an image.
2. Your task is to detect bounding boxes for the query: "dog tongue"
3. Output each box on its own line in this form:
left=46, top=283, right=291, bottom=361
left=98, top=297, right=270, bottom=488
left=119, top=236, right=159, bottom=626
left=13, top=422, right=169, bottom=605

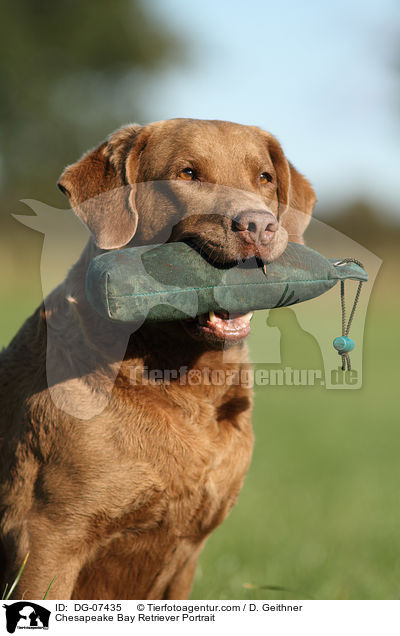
left=210, top=310, right=253, bottom=323
left=198, top=310, right=253, bottom=339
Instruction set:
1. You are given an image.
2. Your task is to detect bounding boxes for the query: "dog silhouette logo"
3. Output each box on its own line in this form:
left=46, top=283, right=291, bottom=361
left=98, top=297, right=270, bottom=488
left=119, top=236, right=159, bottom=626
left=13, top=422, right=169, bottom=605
left=3, top=602, right=50, bottom=633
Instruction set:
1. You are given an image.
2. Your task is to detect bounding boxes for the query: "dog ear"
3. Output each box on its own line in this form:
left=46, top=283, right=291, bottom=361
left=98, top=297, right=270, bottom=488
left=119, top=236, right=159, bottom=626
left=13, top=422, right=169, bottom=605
left=253, top=129, right=317, bottom=244
left=57, top=124, right=147, bottom=249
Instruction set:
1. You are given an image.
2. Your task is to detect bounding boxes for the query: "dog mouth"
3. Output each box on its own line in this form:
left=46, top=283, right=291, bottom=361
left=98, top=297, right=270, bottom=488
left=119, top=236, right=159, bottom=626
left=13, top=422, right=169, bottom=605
left=174, top=220, right=283, bottom=269
left=182, top=310, right=253, bottom=344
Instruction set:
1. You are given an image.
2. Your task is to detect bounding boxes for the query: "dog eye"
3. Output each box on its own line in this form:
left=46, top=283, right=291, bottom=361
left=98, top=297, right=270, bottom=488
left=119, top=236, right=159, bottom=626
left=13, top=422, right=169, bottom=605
left=260, top=172, right=273, bottom=184
left=178, top=168, right=195, bottom=181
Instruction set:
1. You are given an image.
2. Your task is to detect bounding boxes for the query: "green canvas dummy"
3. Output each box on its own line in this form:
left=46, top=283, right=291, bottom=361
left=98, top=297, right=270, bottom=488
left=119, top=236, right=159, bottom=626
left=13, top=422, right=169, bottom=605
left=85, top=242, right=368, bottom=324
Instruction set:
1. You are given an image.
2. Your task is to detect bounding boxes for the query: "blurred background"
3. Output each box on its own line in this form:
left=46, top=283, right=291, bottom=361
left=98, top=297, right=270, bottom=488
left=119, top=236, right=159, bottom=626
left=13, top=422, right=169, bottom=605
left=1, top=0, right=399, bottom=599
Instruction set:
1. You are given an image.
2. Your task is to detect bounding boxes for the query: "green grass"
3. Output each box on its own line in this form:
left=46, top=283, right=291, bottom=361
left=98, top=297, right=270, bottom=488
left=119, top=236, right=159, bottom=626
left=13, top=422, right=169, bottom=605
left=2, top=553, right=29, bottom=600
left=1, top=553, right=55, bottom=600
left=1, top=257, right=399, bottom=600
left=192, top=288, right=400, bottom=599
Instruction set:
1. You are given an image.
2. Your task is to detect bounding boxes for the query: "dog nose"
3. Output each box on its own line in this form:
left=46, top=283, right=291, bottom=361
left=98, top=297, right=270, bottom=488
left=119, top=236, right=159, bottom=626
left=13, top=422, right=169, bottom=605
left=233, top=210, right=279, bottom=245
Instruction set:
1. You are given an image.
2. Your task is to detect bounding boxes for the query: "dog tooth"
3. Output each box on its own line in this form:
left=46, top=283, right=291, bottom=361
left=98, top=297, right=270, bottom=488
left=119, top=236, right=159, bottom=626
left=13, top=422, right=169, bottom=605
left=209, top=310, right=218, bottom=323
left=242, top=312, right=253, bottom=322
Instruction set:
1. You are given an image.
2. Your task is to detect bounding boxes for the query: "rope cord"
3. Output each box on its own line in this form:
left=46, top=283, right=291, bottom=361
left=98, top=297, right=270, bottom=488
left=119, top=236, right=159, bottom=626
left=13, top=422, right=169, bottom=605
left=337, top=258, right=365, bottom=371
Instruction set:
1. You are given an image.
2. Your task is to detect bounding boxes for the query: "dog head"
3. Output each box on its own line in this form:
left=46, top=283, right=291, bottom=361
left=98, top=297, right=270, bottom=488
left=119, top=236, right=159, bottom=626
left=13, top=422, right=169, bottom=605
left=58, top=118, right=316, bottom=345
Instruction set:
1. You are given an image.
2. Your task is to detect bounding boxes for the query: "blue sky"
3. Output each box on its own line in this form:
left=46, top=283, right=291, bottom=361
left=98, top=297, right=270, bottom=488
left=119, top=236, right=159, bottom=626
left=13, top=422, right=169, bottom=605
left=142, top=0, right=400, bottom=216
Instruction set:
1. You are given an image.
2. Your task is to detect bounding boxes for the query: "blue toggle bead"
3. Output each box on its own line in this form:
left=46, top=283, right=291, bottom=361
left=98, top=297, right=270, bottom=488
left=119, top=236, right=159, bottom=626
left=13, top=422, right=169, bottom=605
left=333, top=336, right=355, bottom=353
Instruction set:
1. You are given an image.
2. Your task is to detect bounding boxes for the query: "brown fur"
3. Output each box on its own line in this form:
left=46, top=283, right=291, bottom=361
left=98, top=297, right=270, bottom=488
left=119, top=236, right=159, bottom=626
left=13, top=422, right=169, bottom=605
left=0, top=119, right=315, bottom=599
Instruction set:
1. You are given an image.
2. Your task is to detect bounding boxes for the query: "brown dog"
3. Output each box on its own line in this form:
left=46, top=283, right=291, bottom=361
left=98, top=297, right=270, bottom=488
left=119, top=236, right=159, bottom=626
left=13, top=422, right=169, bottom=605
left=0, top=119, right=316, bottom=599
